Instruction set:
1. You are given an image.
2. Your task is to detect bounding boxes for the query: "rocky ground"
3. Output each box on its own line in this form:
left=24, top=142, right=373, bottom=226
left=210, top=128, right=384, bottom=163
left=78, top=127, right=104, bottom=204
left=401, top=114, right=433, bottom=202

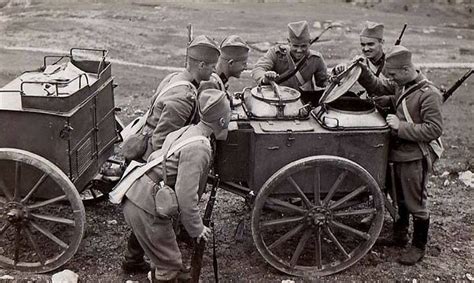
left=0, top=0, right=473, bottom=282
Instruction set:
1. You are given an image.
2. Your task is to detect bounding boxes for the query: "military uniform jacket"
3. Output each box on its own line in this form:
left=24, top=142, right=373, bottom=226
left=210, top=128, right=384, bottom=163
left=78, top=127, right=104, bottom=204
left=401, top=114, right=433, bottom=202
left=366, top=53, right=385, bottom=78
left=358, top=71, right=443, bottom=162
left=251, top=45, right=328, bottom=91
left=143, top=72, right=198, bottom=159
left=125, top=126, right=212, bottom=238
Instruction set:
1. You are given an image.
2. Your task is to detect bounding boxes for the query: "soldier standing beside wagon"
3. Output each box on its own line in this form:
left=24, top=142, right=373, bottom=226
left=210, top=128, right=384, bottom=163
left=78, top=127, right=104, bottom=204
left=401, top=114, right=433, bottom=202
left=356, top=45, right=443, bottom=265
left=121, top=35, right=220, bottom=273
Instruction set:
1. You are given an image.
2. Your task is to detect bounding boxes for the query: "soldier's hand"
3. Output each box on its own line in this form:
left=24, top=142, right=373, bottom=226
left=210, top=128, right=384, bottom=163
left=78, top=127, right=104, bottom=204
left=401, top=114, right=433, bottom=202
left=373, top=96, right=391, bottom=107
left=354, top=55, right=370, bottom=74
left=386, top=114, right=400, bottom=130
left=332, top=64, right=346, bottom=76
left=197, top=226, right=211, bottom=243
left=263, top=71, right=279, bottom=83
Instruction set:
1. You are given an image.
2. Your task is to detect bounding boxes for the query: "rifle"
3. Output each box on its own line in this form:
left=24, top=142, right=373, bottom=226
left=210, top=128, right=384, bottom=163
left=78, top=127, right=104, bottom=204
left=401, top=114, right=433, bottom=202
left=185, top=23, right=193, bottom=67
left=310, top=22, right=342, bottom=45
left=442, top=69, right=473, bottom=103
left=394, top=23, right=407, bottom=46
left=190, top=174, right=219, bottom=283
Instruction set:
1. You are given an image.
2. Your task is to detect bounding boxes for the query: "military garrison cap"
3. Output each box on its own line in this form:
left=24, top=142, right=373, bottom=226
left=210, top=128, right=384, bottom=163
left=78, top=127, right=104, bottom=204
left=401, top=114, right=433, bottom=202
left=220, top=35, right=249, bottom=61
left=360, top=21, right=384, bottom=40
left=384, top=45, right=412, bottom=69
left=188, top=35, right=220, bottom=63
left=199, top=89, right=231, bottom=124
left=288, top=21, right=311, bottom=44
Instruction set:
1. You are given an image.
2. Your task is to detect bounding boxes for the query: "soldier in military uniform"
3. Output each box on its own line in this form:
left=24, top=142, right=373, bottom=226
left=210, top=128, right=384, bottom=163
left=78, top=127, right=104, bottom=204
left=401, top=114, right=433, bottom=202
left=199, top=35, right=250, bottom=96
left=359, top=21, right=386, bottom=78
left=121, top=35, right=220, bottom=273
left=141, top=35, right=220, bottom=161
left=357, top=45, right=443, bottom=265
left=332, top=21, right=386, bottom=100
left=122, top=89, right=231, bottom=282
left=251, top=20, right=328, bottom=92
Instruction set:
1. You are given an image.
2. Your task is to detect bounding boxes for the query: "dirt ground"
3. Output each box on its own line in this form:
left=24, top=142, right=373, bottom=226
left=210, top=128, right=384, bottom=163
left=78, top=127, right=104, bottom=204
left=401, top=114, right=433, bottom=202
left=0, top=0, right=473, bottom=282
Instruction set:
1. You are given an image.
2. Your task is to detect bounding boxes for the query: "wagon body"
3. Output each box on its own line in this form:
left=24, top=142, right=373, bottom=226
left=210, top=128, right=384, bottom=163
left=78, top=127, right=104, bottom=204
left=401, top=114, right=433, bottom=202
left=216, top=117, right=390, bottom=193
left=0, top=49, right=118, bottom=273
left=214, top=71, right=393, bottom=277
left=0, top=55, right=117, bottom=197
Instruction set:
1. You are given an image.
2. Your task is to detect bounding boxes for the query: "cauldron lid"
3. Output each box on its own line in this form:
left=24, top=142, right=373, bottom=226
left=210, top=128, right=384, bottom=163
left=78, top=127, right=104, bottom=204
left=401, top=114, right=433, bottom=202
left=319, top=64, right=361, bottom=104
left=250, top=85, right=300, bottom=103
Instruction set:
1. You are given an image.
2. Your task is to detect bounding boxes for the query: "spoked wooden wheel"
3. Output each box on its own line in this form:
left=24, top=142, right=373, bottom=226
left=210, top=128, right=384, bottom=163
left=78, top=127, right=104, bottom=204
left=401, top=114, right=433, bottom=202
left=0, top=148, right=85, bottom=273
left=251, top=155, right=384, bottom=277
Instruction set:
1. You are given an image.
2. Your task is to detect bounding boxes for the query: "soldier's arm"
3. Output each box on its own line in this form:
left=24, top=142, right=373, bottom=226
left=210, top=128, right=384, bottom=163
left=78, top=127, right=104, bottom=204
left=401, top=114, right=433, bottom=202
left=398, top=90, right=443, bottom=142
left=251, top=47, right=277, bottom=85
left=175, top=143, right=212, bottom=238
left=313, top=56, right=328, bottom=88
left=151, top=95, right=195, bottom=151
left=358, top=66, right=396, bottom=97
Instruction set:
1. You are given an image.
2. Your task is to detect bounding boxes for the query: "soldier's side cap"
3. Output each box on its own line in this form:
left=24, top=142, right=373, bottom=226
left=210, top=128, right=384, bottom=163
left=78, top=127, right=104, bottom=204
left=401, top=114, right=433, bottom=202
left=188, top=35, right=220, bottom=64
left=384, top=45, right=412, bottom=69
left=360, top=21, right=384, bottom=40
left=220, top=35, right=250, bottom=61
left=199, top=89, right=231, bottom=124
left=288, top=21, right=311, bottom=43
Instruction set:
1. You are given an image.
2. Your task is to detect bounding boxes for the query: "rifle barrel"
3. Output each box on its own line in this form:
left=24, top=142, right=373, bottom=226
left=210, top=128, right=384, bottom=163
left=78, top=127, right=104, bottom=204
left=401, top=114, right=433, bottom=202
left=443, top=69, right=473, bottom=102
left=395, top=23, right=407, bottom=46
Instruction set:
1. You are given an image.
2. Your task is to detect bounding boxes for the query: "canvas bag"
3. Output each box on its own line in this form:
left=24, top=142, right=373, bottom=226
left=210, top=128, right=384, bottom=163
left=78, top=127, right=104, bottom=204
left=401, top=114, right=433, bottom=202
left=120, top=80, right=197, bottom=161
left=109, top=135, right=210, bottom=204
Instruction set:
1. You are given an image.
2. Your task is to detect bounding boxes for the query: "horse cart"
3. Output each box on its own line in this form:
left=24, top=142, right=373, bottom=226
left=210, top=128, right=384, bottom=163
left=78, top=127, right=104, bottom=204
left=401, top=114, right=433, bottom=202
left=0, top=49, right=391, bottom=277
left=0, top=48, right=120, bottom=273
left=213, top=63, right=391, bottom=277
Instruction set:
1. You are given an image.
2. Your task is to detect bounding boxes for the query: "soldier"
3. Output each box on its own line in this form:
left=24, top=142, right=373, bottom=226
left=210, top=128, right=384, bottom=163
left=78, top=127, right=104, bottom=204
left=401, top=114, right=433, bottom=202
left=141, top=35, right=220, bottom=161
left=199, top=34, right=250, bottom=95
left=121, top=35, right=220, bottom=273
left=251, top=20, right=328, bottom=92
left=122, top=89, right=231, bottom=282
left=357, top=45, right=443, bottom=265
left=359, top=21, right=385, bottom=77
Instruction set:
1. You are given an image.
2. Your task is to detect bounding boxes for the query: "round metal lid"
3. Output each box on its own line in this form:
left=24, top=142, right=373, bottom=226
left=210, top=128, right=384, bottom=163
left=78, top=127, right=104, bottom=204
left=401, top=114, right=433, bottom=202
left=250, top=85, right=300, bottom=103
left=319, top=63, right=362, bottom=104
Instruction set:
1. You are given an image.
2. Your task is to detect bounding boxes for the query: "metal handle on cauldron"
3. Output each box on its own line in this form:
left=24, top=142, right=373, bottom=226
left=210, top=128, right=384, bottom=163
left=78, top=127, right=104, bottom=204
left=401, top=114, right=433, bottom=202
left=270, top=81, right=285, bottom=118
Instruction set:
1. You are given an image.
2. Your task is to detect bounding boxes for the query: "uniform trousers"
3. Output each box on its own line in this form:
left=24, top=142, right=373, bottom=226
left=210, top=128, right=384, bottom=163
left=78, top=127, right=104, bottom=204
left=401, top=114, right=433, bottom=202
left=393, top=158, right=430, bottom=220
left=123, top=199, right=183, bottom=272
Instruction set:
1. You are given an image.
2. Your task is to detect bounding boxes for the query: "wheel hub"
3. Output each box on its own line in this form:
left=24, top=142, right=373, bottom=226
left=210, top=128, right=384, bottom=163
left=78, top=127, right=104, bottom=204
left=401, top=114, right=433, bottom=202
left=2, top=202, right=29, bottom=224
left=306, top=206, right=332, bottom=227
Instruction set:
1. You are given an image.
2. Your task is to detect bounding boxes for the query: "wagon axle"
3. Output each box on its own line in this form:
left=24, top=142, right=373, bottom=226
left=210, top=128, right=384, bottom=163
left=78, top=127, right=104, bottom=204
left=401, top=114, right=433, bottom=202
left=306, top=206, right=332, bottom=227
left=3, top=202, right=30, bottom=224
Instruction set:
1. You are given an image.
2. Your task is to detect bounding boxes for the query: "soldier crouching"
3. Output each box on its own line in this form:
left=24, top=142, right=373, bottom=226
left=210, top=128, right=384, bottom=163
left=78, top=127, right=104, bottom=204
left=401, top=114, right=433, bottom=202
left=122, top=89, right=231, bottom=282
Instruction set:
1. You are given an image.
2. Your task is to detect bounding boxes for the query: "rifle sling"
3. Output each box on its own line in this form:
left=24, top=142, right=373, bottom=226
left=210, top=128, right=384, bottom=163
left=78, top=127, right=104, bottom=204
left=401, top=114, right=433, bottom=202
left=275, top=53, right=309, bottom=84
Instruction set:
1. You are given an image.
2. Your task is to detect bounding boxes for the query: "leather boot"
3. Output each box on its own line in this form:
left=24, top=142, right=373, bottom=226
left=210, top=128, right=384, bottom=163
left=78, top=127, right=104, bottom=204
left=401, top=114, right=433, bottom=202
left=149, top=269, right=178, bottom=283
left=122, top=232, right=150, bottom=273
left=398, top=217, right=429, bottom=265
left=376, top=204, right=409, bottom=247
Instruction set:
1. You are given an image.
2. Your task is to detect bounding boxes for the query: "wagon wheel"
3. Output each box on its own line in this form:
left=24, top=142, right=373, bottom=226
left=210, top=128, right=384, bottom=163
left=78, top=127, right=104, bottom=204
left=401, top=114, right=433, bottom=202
left=251, top=155, right=384, bottom=277
left=0, top=148, right=86, bottom=273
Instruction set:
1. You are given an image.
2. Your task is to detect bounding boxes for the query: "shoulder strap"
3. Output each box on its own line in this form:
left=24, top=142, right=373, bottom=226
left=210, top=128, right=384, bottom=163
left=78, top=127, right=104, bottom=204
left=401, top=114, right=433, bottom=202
left=150, top=80, right=197, bottom=113
left=137, top=80, right=196, bottom=134
left=395, top=79, right=428, bottom=108
left=275, top=53, right=309, bottom=85
left=109, top=135, right=210, bottom=204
